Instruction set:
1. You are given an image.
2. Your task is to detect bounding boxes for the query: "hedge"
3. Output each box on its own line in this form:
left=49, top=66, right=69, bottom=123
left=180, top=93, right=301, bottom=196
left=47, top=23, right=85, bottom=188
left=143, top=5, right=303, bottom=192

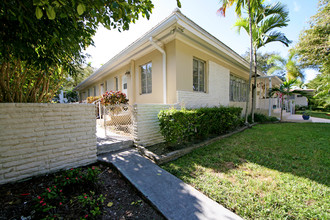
left=158, top=106, right=243, bottom=145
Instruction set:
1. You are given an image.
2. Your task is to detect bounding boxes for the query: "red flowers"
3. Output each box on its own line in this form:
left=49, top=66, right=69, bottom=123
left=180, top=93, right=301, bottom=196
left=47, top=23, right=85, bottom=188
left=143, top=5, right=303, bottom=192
left=100, top=90, right=129, bottom=106
left=59, top=202, right=63, bottom=205
left=47, top=188, right=51, bottom=192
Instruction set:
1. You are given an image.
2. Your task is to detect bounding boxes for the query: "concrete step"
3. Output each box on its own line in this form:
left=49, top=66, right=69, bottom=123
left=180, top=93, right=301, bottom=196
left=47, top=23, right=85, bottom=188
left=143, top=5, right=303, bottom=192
left=97, top=138, right=134, bottom=155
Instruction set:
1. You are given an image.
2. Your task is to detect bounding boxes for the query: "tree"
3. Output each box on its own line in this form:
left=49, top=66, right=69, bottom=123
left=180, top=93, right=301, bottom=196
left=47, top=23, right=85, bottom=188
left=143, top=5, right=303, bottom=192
left=62, top=64, right=95, bottom=90
left=234, top=2, right=291, bottom=122
left=0, top=0, right=181, bottom=102
left=294, top=0, right=329, bottom=110
left=242, top=51, right=279, bottom=74
left=218, top=0, right=262, bottom=124
left=295, top=0, right=330, bottom=75
left=267, top=51, right=305, bottom=81
left=306, top=73, right=330, bottom=109
left=269, top=79, right=296, bottom=121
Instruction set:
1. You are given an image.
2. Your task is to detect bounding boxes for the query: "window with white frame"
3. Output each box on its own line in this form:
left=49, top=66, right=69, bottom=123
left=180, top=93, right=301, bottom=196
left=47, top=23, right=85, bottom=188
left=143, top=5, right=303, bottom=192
left=230, top=75, right=248, bottom=102
left=141, top=62, right=152, bottom=94
left=193, top=58, right=205, bottom=92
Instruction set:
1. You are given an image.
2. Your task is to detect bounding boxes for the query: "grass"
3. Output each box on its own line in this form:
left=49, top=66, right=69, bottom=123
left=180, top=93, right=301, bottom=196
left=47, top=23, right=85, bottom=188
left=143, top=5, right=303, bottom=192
left=161, top=123, right=330, bottom=219
left=296, top=110, right=330, bottom=120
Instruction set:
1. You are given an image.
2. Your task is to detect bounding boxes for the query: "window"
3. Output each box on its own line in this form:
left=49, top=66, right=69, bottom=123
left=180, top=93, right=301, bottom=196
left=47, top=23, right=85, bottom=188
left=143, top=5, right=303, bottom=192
left=122, top=76, right=127, bottom=90
left=230, top=75, right=248, bottom=102
left=93, top=86, right=96, bottom=96
left=100, top=83, right=104, bottom=95
left=115, top=77, right=119, bottom=91
left=193, top=58, right=205, bottom=92
left=141, top=62, right=152, bottom=94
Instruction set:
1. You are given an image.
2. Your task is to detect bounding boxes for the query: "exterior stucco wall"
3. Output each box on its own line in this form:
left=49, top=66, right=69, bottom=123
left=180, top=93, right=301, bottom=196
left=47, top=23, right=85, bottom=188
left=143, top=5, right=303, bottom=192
left=294, top=95, right=308, bottom=106
left=177, top=61, right=230, bottom=108
left=134, top=50, right=163, bottom=104
left=175, top=39, right=249, bottom=94
left=165, top=40, right=177, bottom=104
left=0, top=103, right=97, bottom=185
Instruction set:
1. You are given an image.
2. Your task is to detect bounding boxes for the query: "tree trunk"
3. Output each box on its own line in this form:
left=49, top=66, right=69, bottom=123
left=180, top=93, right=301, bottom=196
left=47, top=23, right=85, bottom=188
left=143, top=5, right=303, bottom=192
left=251, top=47, right=257, bottom=123
left=280, top=96, right=283, bottom=121
left=244, top=0, right=254, bottom=124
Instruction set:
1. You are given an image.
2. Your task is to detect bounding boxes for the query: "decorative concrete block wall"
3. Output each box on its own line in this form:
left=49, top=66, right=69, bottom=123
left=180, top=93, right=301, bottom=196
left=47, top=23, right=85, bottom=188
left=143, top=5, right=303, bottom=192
left=133, top=104, right=172, bottom=146
left=0, top=103, right=97, bottom=185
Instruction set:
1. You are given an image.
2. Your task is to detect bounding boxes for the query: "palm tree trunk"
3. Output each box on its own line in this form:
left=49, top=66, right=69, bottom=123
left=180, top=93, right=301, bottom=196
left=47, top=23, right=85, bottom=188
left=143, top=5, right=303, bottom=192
left=280, top=96, right=283, bottom=121
left=245, top=0, right=253, bottom=124
left=252, top=47, right=257, bottom=123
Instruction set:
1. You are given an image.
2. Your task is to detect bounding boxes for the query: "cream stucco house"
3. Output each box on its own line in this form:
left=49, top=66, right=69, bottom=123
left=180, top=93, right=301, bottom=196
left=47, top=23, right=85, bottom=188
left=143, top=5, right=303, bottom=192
left=75, top=9, right=282, bottom=145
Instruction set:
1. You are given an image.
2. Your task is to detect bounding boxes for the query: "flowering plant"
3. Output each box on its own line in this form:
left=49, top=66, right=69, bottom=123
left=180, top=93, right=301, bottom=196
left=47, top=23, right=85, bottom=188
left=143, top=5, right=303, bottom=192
left=100, top=90, right=128, bottom=106
left=34, top=166, right=103, bottom=219
left=87, top=96, right=101, bottom=103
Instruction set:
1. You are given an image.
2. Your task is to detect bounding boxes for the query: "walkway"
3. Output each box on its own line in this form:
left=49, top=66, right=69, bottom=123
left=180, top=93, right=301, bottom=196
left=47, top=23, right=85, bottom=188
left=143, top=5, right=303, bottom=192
left=281, top=111, right=330, bottom=123
left=96, top=124, right=133, bottom=155
left=98, top=149, right=242, bottom=220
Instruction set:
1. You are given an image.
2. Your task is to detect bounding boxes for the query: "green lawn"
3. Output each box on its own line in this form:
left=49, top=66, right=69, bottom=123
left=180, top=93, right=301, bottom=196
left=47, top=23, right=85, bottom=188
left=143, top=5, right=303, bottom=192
left=296, top=110, right=330, bottom=120
left=162, top=123, right=330, bottom=219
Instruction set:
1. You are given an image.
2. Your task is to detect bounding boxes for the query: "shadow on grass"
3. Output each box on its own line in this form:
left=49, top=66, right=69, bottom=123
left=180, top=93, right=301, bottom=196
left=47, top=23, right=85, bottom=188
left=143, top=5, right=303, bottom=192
left=162, top=123, right=330, bottom=187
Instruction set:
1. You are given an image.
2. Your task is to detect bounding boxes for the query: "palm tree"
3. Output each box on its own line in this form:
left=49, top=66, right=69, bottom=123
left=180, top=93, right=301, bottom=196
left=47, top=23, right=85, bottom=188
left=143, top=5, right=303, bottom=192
left=218, top=0, right=262, bottom=124
left=267, top=51, right=305, bottom=81
left=269, top=79, right=296, bottom=121
left=233, top=2, right=291, bottom=122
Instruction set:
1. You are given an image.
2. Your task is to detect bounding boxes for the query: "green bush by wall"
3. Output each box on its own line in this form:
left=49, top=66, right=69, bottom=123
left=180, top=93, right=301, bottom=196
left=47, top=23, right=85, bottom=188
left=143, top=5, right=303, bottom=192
left=158, top=106, right=243, bottom=145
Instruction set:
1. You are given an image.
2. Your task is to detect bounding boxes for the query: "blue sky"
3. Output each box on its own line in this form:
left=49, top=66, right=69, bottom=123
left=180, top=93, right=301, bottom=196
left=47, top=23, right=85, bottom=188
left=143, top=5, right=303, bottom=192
left=85, top=0, right=319, bottom=82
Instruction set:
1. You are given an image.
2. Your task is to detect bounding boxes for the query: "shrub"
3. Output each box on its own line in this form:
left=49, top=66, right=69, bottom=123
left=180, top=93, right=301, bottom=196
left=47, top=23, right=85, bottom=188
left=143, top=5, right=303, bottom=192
left=248, top=113, right=279, bottom=123
left=100, top=90, right=128, bottom=106
left=158, top=106, right=243, bottom=145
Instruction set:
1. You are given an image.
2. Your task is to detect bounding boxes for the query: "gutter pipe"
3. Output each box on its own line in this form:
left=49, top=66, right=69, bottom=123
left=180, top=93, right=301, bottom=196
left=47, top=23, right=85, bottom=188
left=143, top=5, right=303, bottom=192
left=149, top=37, right=167, bottom=104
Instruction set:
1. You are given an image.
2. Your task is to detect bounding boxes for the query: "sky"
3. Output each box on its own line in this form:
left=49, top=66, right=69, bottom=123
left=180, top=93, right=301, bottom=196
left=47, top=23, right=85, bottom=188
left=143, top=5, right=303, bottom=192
left=84, top=0, right=320, bottom=82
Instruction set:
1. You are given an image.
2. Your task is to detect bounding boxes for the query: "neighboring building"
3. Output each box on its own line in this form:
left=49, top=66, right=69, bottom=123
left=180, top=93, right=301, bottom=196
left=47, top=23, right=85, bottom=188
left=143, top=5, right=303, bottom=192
left=289, top=89, right=315, bottom=107
left=75, top=9, right=282, bottom=145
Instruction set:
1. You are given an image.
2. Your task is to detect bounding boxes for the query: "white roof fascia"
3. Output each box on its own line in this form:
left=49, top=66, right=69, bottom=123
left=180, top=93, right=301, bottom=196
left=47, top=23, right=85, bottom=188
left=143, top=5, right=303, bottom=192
left=175, top=13, right=251, bottom=70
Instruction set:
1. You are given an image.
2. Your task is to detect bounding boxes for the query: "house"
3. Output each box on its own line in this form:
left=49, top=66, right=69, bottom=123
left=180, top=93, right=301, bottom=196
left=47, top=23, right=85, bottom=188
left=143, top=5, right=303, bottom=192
left=75, top=9, right=282, bottom=145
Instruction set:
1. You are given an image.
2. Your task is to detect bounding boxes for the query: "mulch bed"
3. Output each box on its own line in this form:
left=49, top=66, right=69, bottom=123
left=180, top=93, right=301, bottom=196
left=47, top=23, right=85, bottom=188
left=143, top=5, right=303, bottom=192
left=0, top=163, right=164, bottom=220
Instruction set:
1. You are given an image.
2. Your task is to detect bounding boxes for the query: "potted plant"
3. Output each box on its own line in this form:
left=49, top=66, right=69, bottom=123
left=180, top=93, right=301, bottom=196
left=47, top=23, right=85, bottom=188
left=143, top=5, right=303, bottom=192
left=302, top=111, right=310, bottom=120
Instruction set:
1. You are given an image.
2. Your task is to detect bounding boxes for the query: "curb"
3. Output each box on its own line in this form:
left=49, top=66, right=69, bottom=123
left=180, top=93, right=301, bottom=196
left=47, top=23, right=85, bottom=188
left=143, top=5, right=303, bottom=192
left=136, top=124, right=257, bottom=164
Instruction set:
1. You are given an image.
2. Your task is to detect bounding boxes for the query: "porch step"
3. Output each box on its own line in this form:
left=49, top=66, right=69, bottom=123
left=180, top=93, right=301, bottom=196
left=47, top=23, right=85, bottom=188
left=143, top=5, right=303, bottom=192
left=97, top=137, right=134, bottom=155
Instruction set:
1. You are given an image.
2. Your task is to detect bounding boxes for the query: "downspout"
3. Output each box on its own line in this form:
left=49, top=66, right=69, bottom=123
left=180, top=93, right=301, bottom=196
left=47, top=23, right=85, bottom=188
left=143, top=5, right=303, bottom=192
left=149, top=37, right=167, bottom=104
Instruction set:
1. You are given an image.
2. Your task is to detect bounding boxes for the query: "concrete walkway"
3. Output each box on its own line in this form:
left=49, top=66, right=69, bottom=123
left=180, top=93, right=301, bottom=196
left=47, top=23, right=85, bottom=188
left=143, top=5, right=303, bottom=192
left=98, top=149, right=242, bottom=220
left=282, top=112, right=330, bottom=123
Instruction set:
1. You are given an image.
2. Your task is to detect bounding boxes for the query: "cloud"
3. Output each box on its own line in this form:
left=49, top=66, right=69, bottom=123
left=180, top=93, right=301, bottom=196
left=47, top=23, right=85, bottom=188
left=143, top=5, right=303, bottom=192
left=294, top=1, right=301, bottom=12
